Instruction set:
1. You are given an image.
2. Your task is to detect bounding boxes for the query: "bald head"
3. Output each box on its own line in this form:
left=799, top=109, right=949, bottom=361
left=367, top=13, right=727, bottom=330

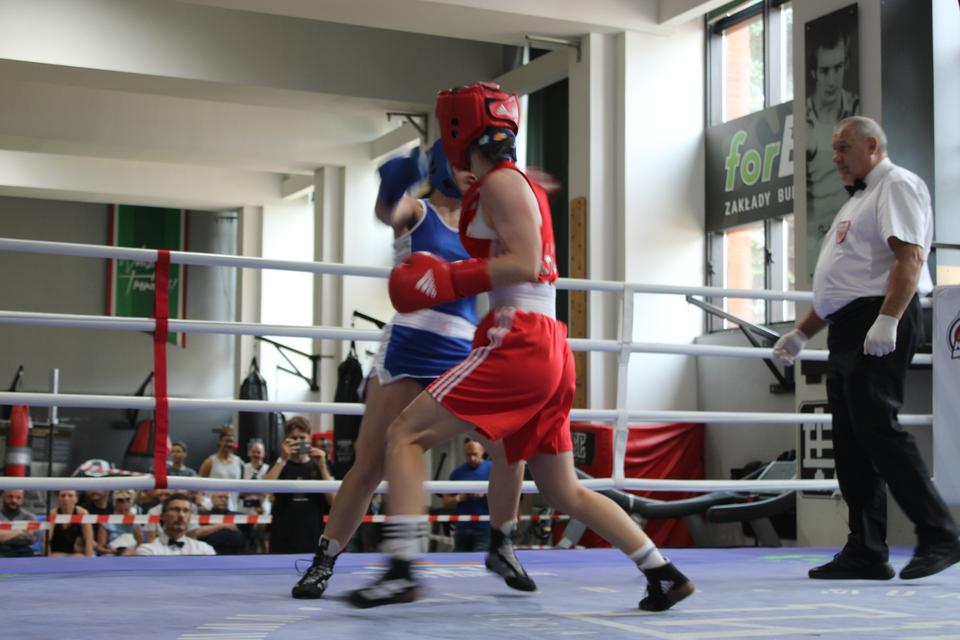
left=835, top=116, right=887, bottom=155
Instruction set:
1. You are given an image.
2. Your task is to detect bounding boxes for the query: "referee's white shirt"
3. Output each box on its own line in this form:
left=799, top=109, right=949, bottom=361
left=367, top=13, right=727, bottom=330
left=135, top=532, right=215, bottom=556
left=812, top=157, right=933, bottom=319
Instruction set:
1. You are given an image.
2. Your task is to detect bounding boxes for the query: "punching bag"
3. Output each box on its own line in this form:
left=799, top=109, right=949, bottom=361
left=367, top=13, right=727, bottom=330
left=122, top=418, right=172, bottom=474
left=238, top=357, right=272, bottom=459
left=119, top=372, right=166, bottom=473
left=3, top=366, right=31, bottom=476
left=333, top=342, right=364, bottom=479
left=5, top=405, right=33, bottom=477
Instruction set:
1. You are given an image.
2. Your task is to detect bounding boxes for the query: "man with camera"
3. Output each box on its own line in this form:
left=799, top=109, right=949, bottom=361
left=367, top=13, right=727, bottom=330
left=265, top=417, right=336, bottom=554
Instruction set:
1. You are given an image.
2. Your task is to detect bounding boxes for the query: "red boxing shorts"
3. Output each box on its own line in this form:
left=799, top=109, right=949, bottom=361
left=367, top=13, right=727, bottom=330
left=427, top=307, right=574, bottom=464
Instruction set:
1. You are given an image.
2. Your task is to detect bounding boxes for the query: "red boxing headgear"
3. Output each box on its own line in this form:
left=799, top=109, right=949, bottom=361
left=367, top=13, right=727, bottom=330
left=435, top=82, right=520, bottom=170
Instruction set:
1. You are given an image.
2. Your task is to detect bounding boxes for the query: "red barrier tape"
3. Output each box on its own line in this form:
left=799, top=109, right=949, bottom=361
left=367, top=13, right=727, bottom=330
left=0, top=513, right=570, bottom=530
left=152, top=250, right=171, bottom=489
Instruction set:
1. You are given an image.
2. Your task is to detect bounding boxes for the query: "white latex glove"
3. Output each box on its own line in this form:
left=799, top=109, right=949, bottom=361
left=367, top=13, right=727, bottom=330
left=772, top=328, right=808, bottom=366
left=863, top=314, right=899, bottom=357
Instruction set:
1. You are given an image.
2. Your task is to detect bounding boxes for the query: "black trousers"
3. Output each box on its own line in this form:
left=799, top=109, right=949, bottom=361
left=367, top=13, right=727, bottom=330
left=826, top=295, right=958, bottom=561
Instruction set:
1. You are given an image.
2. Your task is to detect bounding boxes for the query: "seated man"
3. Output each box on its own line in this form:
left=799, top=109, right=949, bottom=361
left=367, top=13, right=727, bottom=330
left=443, top=439, right=492, bottom=551
left=136, top=493, right=215, bottom=556
left=195, top=491, right=246, bottom=555
left=0, top=490, right=38, bottom=557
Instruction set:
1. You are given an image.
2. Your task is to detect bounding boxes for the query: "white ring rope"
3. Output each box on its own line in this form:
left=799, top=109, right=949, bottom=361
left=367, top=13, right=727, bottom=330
left=0, top=475, right=836, bottom=494
left=0, top=237, right=811, bottom=301
left=0, top=392, right=933, bottom=426
left=0, top=236, right=936, bottom=306
left=0, top=310, right=934, bottom=366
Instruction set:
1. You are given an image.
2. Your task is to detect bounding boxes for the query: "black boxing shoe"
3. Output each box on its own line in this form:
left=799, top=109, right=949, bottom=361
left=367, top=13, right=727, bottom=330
left=485, top=527, right=537, bottom=592
left=348, top=558, right=420, bottom=609
left=639, top=561, right=695, bottom=612
left=900, top=539, right=960, bottom=580
left=808, top=551, right=895, bottom=580
left=291, top=543, right=338, bottom=599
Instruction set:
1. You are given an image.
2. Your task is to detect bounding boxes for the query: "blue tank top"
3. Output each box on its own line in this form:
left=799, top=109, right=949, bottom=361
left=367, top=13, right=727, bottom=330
left=394, top=201, right=477, bottom=325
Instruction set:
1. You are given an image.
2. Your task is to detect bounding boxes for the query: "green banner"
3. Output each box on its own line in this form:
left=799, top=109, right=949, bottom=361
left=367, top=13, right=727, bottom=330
left=705, top=101, right=795, bottom=232
left=108, top=205, right=186, bottom=347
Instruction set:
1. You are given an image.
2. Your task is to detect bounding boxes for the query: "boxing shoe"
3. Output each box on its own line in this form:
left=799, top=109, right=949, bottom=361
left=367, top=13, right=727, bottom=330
left=485, top=527, right=537, bottom=592
left=291, top=539, right=339, bottom=599
left=808, top=551, right=895, bottom=580
left=639, top=561, right=695, bottom=611
left=348, top=558, right=420, bottom=608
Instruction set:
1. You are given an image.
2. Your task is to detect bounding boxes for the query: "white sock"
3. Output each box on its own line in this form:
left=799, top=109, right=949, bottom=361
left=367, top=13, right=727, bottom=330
left=499, top=520, right=518, bottom=537
left=382, top=515, right=428, bottom=562
left=318, top=535, right=341, bottom=557
left=629, top=540, right=667, bottom=570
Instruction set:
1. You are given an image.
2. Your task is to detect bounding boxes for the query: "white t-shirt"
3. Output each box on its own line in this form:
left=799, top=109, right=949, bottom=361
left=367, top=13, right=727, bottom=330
left=135, top=533, right=215, bottom=556
left=812, top=157, right=933, bottom=318
left=207, top=454, right=243, bottom=512
left=241, top=461, right=272, bottom=515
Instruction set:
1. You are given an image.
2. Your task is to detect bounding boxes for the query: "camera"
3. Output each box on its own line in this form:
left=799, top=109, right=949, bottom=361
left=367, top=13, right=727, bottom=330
left=296, top=441, right=311, bottom=456
left=242, top=497, right=262, bottom=509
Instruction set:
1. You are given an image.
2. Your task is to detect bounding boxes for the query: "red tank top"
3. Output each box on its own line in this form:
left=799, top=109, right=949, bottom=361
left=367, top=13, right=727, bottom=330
left=459, top=161, right=558, bottom=284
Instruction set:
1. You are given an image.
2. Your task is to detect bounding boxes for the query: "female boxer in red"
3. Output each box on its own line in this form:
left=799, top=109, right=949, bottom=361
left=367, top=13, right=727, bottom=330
left=350, top=83, right=694, bottom=612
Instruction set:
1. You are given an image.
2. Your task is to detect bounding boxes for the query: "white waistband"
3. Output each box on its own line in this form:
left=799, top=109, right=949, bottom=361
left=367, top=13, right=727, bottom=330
left=488, top=282, right=556, bottom=318
left=390, top=309, right=476, bottom=340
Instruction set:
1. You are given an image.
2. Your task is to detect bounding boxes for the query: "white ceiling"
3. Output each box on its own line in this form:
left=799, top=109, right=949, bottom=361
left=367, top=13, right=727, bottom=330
left=0, top=0, right=722, bottom=209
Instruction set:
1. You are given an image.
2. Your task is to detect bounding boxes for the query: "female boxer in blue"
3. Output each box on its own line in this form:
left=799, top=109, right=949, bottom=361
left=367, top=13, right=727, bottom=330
left=291, top=140, right=533, bottom=599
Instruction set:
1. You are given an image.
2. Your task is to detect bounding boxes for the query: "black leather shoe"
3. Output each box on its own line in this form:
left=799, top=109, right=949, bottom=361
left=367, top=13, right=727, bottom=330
left=809, top=552, right=895, bottom=580
left=900, top=540, right=960, bottom=580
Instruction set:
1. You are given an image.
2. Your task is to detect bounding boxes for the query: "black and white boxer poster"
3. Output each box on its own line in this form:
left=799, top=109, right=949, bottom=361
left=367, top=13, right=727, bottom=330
left=804, top=4, right=859, bottom=277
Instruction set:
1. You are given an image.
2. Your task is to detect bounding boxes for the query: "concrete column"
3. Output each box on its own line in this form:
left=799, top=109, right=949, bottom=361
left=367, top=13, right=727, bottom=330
left=235, top=205, right=262, bottom=393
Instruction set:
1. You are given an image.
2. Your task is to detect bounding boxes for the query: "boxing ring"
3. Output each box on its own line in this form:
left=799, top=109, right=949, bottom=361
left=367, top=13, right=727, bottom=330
left=1, top=237, right=958, bottom=640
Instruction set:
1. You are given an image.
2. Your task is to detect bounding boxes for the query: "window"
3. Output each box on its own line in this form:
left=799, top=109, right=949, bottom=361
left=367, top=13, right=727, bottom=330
left=707, top=215, right=795, bottom=330
left=720, top=12, right=764, bottom=122
left=708, top=0, right=795, bottom=125
left=706, top=1, right=795, bottom=331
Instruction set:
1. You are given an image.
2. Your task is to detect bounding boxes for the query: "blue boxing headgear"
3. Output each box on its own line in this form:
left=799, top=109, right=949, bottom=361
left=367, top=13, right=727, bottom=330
left=428, top=138, right=461, bottom=198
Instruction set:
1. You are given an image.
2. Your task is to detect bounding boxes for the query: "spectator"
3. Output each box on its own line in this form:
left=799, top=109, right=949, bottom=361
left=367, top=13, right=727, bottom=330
left=144, top=489, right=175, bottom=542
left=199, top=425, right=243, bottom=512
left=265, top=417, right=335, bottom=553
left=195, top=491, right=246, bottom=555
left=0, top=489, right=38, bottom=557
left=135, top=493, right=215, bottom=556
left=241, top=439, right=271, bottom=553
left=191, top=490, right=212, bottom=513
left=167, top=441, right=198, bottom=477
left=96, top=490, right=143, bottom=556
left=443, top=439, right=492, bottom=551
left=135, top=488, right=163, bottom=515
left=79, top=490, right=111, bottom=543
left=46, top=489, right=94, bottom=557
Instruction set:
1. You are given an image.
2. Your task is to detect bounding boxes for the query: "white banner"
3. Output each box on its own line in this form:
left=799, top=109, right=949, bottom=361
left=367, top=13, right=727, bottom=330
left=933, top=286, right=960, bottom=505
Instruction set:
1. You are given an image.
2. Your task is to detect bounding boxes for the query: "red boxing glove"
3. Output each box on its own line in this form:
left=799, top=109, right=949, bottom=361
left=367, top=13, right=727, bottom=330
left=389, top=252, right=492, bottom=313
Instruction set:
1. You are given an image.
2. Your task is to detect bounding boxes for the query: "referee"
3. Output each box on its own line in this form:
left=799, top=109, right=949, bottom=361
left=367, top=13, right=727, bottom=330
left=774, top=116, right=960, bottom=580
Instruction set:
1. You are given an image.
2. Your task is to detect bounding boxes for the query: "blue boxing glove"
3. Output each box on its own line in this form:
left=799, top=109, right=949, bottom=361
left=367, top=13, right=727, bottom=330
left=377, top=147, right=428, bottom=209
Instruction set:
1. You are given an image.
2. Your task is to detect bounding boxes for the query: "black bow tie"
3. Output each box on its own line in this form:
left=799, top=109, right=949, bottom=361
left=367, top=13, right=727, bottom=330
left=168, top=539, right=185, bottom=549
left=845, top=179, right=867, bottom=196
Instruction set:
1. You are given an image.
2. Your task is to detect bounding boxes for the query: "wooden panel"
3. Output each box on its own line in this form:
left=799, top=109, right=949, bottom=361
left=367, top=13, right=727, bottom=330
left=569, top=196, right=588, bottom=408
